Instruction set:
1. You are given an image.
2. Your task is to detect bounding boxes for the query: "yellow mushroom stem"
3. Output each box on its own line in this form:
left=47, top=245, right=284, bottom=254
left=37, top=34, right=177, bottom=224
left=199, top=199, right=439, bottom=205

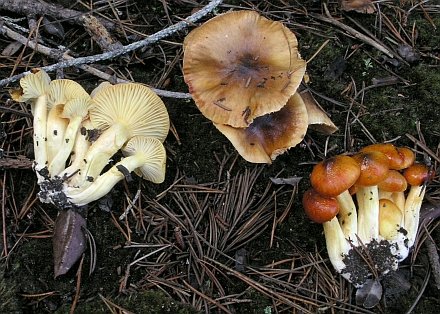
left=48, top=115, right=85, bottom=176
left=356, top=186, right=380, bottom=244
left=46, top=104, right=68, bottom=164
left=404, top=185, right=426, bottom=248
left=60, top=120, right=93, bottom=180
left=32, top=93, right=49, bottom=181
left=336, top=191, right=358, bottom=244
left=65, top=151, right=147, bottom=206
left=323, top=216, right=351, bottom=274
left=71, top=123, right=130, bottom=188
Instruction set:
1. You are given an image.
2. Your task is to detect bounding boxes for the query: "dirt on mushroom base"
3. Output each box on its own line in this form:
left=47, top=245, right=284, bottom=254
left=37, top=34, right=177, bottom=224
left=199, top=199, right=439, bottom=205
left=1, top=2, right=440, bottom=314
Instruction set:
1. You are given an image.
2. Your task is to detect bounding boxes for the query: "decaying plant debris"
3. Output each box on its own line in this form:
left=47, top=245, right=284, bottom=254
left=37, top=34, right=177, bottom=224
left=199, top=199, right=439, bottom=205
left=1, top=0, right=440, bottom=313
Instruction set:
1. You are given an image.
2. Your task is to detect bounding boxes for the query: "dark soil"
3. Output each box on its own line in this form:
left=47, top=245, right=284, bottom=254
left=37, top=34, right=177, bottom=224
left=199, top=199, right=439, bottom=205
left=1, top=1, right=440, bottom=313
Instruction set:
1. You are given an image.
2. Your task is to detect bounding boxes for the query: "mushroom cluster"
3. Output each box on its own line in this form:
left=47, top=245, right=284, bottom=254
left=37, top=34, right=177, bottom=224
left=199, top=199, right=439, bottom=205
left=302, top=143, right=433, bottom=288
left=183, top=10, right=337, bottom=163
left=11, top=69, right=170, bottom=276
left=11, top=69, right=169, bottom=209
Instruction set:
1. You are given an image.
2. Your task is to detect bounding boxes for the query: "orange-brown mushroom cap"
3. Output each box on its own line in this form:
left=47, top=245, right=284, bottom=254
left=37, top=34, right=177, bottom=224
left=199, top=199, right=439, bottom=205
left=183, top=10, right=306, bottom=128
left=213, top=92, right=308, bottom=163
left=352, top=151, right=390, bottom=186
left=302, top=188, right=340, bottom=223
left=310, top=155, right=361, bottom=197
left=403, top=163, right=433, bottom=186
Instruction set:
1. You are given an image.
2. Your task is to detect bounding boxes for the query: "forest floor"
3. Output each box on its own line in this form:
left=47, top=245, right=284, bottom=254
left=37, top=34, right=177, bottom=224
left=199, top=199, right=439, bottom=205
left=1, top=0, right=440, bottom=313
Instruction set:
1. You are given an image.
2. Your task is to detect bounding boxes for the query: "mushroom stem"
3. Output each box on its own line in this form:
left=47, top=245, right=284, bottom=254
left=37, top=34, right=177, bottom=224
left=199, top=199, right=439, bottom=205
left=404, top=185, right=425, bottom=248
left=48, top=115, right=83, bottom=176
left=323, top=217, right=350, bottom=273
left=46, top=104, right=68, bottom=164
left=60, top=120, right=93, bottom=180
left=73, top=123, right=130, bottom=187
left=336, top=190, right=358, bottom=244
left=33, top=93, right=49, bottom=181
left=356, top=186, right=380, bottom=243
left=66, top=153, right=146, bottom=206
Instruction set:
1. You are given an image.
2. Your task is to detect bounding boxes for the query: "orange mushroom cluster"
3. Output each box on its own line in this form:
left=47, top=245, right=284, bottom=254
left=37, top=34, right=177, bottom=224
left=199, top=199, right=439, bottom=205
left=302, top=143, right=433, bottom=287
left=11, top=69, right=170, bottom=209
left=183, top=10, right=337, bottom=163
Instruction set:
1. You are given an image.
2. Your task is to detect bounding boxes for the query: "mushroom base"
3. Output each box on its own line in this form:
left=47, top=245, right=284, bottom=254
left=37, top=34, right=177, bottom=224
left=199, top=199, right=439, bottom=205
left=340, top=238, right=405, bottom=287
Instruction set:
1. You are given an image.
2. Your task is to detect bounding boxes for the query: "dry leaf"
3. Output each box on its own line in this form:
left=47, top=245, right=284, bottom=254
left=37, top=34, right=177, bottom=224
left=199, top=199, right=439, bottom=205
left=1, top=41, right=22, bottom=56
left=340, top=0, right=376, bottom=14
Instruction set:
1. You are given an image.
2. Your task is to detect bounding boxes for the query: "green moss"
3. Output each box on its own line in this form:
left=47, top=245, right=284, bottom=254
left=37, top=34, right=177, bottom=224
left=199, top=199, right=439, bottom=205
left=0, top=261, right=21, bottom=313
left=55, top=290, right=199, bottom=314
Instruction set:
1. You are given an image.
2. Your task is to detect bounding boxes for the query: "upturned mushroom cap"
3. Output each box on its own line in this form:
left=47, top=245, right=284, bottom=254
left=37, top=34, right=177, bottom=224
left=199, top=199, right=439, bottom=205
left=213, top=92, right=308, bottom=163
left=122, top=136, right=167, bottom=183
left=47, top=79, right=90, bottom=109
left=90, top=83, right=170, bottom=142
left=65, top=137, right=166, bottom=206
left=310, top=155, right=361, bottom=197
left=183, top=10, right=306, bottom=128
left=10, top=68, right=51, bottom=105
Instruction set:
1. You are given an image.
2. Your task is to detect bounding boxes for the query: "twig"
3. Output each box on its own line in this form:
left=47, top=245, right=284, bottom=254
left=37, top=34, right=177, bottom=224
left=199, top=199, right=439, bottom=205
left=0, top=0, right=118, bottom=31
left=0, top=17, right=192, bottom=98
left=0, top=0, right=224, bottom=88
left=311, top=5, right=394, bottom=58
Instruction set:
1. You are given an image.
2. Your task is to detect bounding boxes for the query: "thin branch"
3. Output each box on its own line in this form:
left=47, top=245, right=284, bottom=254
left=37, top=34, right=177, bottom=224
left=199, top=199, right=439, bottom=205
left=0, top=0, right=223, bottom=89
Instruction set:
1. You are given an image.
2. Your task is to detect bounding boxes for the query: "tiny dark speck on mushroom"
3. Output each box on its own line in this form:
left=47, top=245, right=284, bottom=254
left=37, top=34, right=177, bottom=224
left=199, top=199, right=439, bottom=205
left=54, top=130, right=58, bottom=136
left=65, top=139, right=70, bottom=143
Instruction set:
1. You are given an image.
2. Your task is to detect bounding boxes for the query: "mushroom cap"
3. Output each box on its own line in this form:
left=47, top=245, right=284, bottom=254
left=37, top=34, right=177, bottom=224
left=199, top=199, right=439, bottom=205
left=61, top=97, right=92, bottom=120
left=183, top=10, right=306, bottom=128
left=122, top=136, right=167, bottom=183
left=310, top=155, right=361, bottom=197
left=403, top=163, right=432, bottom=186
left=397, top=147, right=415, bottom=169
left=378, top=198, right=403, bottom=240
left=302, top=188, right=340, bottom=223
left=377, top=170, right=407, bottom=192
left=352, top=151, right=390, bottom=186
left=10, top=69, right=51, bottom=103
left=299, top=89, right=338, bottom=134
left=213, top=92, right=308, bottom=163
left=48, top=79, right=90, bottom=109
left=90, top=81, right=113, bottom=98
left=89, top=83, right=170, bottom=142
left=360, top=143, right=407, bottom=170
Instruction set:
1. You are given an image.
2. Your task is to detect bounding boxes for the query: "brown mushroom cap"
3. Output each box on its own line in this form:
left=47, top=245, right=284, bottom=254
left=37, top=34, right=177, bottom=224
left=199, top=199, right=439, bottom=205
left=403, top=163, right=433, bottom=186
left=183, top=10, right=306, bottom=128
left=302, top=188, right=340, bottom=223
left=213, top=92, right=308, bottom=163
left=310, top=155, right=360, bottom=197
left=352, top=151, right=390, bottom=186
left=360, top=143, right=407, bottom=170
left=377, top=170, right=408, bottom=192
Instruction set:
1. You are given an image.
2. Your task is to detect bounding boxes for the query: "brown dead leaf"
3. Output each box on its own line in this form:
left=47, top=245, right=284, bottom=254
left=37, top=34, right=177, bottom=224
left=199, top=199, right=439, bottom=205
left=1, top=41, right=22, bottom=56
left=340, top=0, right=376, bottom=14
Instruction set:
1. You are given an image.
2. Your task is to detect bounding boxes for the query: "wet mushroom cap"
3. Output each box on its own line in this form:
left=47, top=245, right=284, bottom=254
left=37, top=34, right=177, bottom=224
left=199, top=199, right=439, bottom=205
left=310, top=155, right=361, bottom=197
left=377, top=170, right=408, bottom=192
left=213, top=92, right=308, bottom=163
left=352, top=151, right=390, bottom=186
left=403, top=163, right=433, bottom=186
left=360, top=143, right=406, bottom=170
left=302, top=188, right=340, bottom=223
left=183, top=10, right=306, bottom=127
